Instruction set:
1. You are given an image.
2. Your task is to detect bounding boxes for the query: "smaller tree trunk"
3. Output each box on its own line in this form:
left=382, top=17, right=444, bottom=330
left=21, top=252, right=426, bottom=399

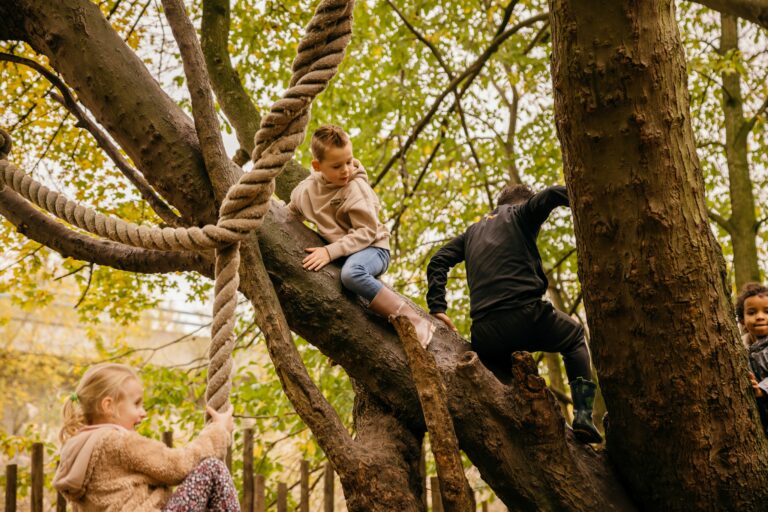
left=719, top=13, right=760, bottom=288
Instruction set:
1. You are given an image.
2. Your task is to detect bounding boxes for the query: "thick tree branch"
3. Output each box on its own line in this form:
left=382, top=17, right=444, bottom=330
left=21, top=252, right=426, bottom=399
left=201, top=0, right=261, bottom=166
left=239, top=247, right=357, bottom=468
left=1, top=0, right=220, bottom=225
left=161, top=0, right=240, bottom=203
left=0, top=188, right=210, bottom=274
left=691, top=0, right=768, bottom=30
left=371, top=12, right=548, bottom=187
left=0, top=53, right=184, bottom=227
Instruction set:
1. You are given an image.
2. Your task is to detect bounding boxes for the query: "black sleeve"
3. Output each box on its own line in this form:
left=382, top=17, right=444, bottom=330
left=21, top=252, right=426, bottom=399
left=519, top=185, right=570, bottom=233
left=426, top=233, right=466, bottom=314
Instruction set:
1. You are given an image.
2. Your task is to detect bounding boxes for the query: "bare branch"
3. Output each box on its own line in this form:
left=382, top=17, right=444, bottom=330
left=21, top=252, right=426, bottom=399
left=708, top=209, right=735, bottom=234
left=690, top=0, right=768, bottom=30
left=372, top=12, right=549, bottom=187
left=161, top=0, right=240, bottom=203
left=0, top=188, right=211, bottom=274
left=0, top=244, right=41, bottom=273
left=743, top=93, right=768, bottom=135
left=201, top=0, right=261, bottom=166
left=0, top=52, right=184, bottom=227
left=544, top=247, right=577, bottom=277
left=74, top=263, right=94, bottom=308
left=53, top=262, right=88, bottom=281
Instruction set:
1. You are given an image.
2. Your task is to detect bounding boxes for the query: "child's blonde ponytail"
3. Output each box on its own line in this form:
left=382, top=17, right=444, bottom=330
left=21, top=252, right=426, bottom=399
left=59, top=396, right=86, bottom=443
left=59, top=363, right=140, bottom=443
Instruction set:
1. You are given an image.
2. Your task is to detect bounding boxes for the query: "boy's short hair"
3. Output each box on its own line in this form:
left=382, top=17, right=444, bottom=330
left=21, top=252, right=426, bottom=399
left=735, top=282, right=768, bottom=322
left=311, top=124, right=350, bottom=161
left=497, top=183, right=535, bottom=207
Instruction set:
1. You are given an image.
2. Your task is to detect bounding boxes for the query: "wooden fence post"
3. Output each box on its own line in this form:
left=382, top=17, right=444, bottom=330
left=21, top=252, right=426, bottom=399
left=323, top=462, right=334, bottom=512
left=277, top=482, right=288, bottom=512
left=300, top=459, right=309, bottom=512
left=254, top=474, right=265, bottom=512
left=31, top=442, right=44, bottom=512
left=55, top=461, right=67, bottom=512
left=57, top=491, right=67, bottom=512
left=430, top=476, right=443, bottom=512
left=420, top=444, right=427, bottom=510
left=242, top=428, right=254, bottom=512
left=5, top=463, right=17, bottom=512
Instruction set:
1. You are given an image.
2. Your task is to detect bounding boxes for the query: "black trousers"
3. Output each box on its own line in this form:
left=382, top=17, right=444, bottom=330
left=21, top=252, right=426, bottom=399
left=470, top=300, right=592, bottom=382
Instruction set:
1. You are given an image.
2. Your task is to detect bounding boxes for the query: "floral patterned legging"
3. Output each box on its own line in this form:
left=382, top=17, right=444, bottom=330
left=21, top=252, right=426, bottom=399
left=163, top=458, right=240, bottom=512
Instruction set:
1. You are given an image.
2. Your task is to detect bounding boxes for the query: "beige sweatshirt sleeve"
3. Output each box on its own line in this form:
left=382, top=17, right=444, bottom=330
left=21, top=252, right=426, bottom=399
left=286, top=197, right=305, bottom=221
left=324, top=183, right=381, bottom=261
left=116, top=423, right=230, bottom=485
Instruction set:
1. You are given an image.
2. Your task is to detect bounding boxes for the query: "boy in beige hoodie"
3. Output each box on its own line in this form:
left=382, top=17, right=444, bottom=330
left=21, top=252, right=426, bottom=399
left=288, top=124, right=434, bottom=348
left=53, top=363, right=238, bottom=512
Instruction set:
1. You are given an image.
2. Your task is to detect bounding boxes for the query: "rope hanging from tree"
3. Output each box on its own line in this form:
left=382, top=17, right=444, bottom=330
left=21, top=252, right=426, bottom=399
left=0, top=0, right=355, bottom=413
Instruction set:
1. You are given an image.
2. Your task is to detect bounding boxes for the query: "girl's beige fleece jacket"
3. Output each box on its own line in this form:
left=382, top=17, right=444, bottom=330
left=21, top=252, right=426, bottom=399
left=287, top=161, right=390, bottom=260
left=53, top=423, right=230, bottom=512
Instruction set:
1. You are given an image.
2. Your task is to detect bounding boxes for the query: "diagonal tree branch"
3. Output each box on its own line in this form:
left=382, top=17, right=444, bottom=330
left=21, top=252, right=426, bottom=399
left=161, top=0, right=240, bottom=203
left=0, top=53, right=185, bottom=228
left=691, top=0, right=768, bottom=30
left=201, top=0, right=261, bottom=166
left=0, top=188, right=210, bottom=274
left=239, top=247, right=357, bottom=468
left=708, top=208, right=735, bottom=235
left=386, top=0, right=495, bottom=207
left=742, top=93, right=768, bottom=135
left=372, top=12, right=548, bottom=187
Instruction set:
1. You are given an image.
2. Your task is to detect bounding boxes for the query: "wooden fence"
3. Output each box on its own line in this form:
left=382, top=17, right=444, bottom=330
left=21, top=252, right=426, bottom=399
left=2, top=429, right=495, bottom=511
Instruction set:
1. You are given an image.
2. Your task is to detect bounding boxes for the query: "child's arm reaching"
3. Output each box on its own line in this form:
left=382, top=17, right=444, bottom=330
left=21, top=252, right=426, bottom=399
left=426, top=233, right=467, bottom=327
left=116, top=406, right=233, bottom=485
left=751, top=372, right=766, bottom=398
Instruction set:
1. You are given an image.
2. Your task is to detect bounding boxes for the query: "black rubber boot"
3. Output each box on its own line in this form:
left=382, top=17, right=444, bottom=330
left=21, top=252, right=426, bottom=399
left=569, top=377, right=603, bottom=444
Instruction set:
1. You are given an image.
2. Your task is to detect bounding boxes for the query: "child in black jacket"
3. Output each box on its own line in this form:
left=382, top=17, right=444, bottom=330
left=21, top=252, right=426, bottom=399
left=426, top=183, right=601, bottom=443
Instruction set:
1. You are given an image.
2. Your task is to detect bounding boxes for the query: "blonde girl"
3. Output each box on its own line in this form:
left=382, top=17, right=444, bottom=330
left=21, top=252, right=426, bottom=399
left=53, top=363, right=239, bottom=511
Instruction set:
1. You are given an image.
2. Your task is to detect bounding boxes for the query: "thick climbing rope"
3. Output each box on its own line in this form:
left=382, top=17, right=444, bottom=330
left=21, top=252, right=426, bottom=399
left=0, top=0, right=355, bottom=413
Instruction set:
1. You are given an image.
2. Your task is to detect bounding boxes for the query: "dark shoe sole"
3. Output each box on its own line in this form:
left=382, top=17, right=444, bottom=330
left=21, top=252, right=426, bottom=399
left=573, top=427, right=603, bottom=444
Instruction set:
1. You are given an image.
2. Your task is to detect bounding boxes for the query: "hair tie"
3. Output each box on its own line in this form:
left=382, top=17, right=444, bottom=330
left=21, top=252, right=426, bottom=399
left=69, top=392, right=79, bottom=403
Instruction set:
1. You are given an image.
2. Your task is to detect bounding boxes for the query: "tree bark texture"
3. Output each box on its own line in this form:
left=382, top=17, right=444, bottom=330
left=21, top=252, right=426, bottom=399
left=348, top=381, right=426, bottom=511
left=719, top=13, right=760, bottom=288
left=549, top=1, right=768, bottom=510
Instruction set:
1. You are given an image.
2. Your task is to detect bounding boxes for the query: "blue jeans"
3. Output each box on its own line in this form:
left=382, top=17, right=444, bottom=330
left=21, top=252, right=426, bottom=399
left=340, top=247, right=390, bottom=301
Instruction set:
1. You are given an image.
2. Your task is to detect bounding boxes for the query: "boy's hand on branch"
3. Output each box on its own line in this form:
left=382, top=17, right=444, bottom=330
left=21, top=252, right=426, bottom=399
left=750, top=372, right=765, bottom=398
left=207, top=405, right=235, bottom=433
left=432, top=312, right=458, bottom=332
left=303, top=247, right=331, bottom=271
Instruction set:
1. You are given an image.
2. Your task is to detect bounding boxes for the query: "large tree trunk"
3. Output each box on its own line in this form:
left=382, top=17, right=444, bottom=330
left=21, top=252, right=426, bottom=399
left=549, top=1, right=768, bottom=510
